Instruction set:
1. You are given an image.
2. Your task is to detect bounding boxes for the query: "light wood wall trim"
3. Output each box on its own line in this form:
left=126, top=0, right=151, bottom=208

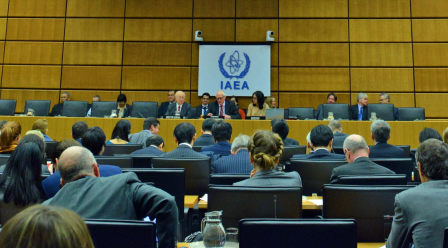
left=60, top=90, right=121, bottom=102
left=0, top=0, right=8, bottom=17
left=279, top=19, right=348, bottom=42
left=122, top=67, right=191, bottom=90
left=0, top=89, right=60, bottom=112
left=2, top=65, right=61, bottom=89
left=411, top=0, right=448, bottom=18
left=193, top=0, right=235, bottom=18
left=279, top=0, right=348, bottom=18
left=125, top=0, right=193, bottom=18
left=279, top=92, right=351, bottom=109
left=350, top=43, right=413, bottom=67
left=351, top=68, right=414, bottom=92
left=236, top=0, right=278, bottom=18
left=125, top=19, right=192, bottom=42
left=121, top=90, right=191, bottom=106
left=279, top=43, right=349, bottom=67
left=413, top=19, right=448, bottom=42
left=416, top=93, right=448, bottom=118
left=236, top=19, right=278, bottom=42
left=62, top=42, right=123, bottom=65
left=61, top=66, right=122, bottom=90
left=65, top=19, right=124, bottom=41
left=8, top=0, right=66, bottom=17
left=279, top=68, right=350, bottom=91
left=192, top=19, right=235, bottom=42
left=349, top=0, right=411, bottom=18
left=350, top=92, right=415, bottom=108
left=413, top=43, right=448, bottom=67
left=4, top=42, right=62, bottom=65
left=349, top=19, right=412, bottom=42
left=123, top=43, right=192, bottom=66
left=6, top=18, right=65, bottom=41
left=66, top=0, right=125, bottom=17
left=415, top=69, right=448, bottom=92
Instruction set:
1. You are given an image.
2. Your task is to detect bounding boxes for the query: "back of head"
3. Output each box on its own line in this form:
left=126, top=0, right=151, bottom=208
left=59, top=146, right=96, bottom=183
left=25, top=130, right=44, bottom=141
left=328, top=120, right=342, bottom=132
left=146, top=135, right=164, bottom=148
left=419, top=127, right=442, bottom=143
left=211, top=120, right=232, bottom=142
left=0, top=121, right=21, bottom=147
left=72, top=121, right=88, bottom=140
left=81, top=126, right=106, bottom=156
left=0, top=204, right=94, bottom=248
left=143, top=117, right=159, bottom=130
left=343, top=134, right=368, bottom=155
left=265, top=96, right=274, bottom=108
left=32, top=119, right=48, bottom=134
left=370, top=120, right=390, bottom=142
left=117, top=93, right=127, bottom=103
left=202, top=118, right=216, bottom=132
left=231, top=134, right=250, bottom=153
left=174, top=122, right=196, bottom=144
left=19, top=133, right=45, bottom=155
left=248, top=130, right=283, bottom=170
left=416, top=139, right=448, bottom=180
left=111, top=119, right=131, bottom=141
left=444, top=127, right=448, bottom=144
left=0, top=120, right=8, bottom=130
left=310, top=125, right=334, bottom=147
left=272, top=119, right=289, bottom=140
left=51, top=139, right=81, bottom=166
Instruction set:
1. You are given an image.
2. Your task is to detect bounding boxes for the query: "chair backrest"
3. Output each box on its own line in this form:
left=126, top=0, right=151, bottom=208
left=85, top=219, right=156, bottom=248
left=210, top=174, right=250, bottom=185
left=152, top=157, right=211, bottom=196
left=332, top=147, right=344, bottom=154
left=288, top=108, right=315, bottom=120
left=367, top=103, right=395, bottom=121
left=370, top=158, right=414, bottom=182
left=289, top=160, right=347, bottom=196
left=208, top=185, right=302, bottom=228
left=396, top=145, right=410, bottom=158
left=283, top=109, right=289, bottom=119
left=323, top=185, right=414, bottom=242
left=190, top=107, right=197, bottom=119
left=337, top=174, right=407, bottom=185
left=0, top=154, right=10, bottom=166
left=91, top=101, right=117, bottom=117
left=129, top=155, right=157, bottom=168
left=130, top=101, right=158, bottom=118
left=398, top=107, right=425, bottom=121
left=280, top=146, right=306, bottom=165
left=102, top=144, right=143, bottom=156
left=24, top=100, right=51, bottom=116
left=62, top=101, right=88, bottom=117
left=444, top=228, right=448, bottom=248
left=239, top=218, right=357, bottom=248
left=95, top=156, right=132, bottom=168
left=192, top=146, right=205, bottom=152
left=322, top=103, right=350, bottom=120
left=0, top=100, right=17, bottom=116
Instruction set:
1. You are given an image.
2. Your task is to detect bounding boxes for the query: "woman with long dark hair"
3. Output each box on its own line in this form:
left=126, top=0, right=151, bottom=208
left=247, top=90, right=269, bottom=117
left=107, top=119, right=132, bottom=144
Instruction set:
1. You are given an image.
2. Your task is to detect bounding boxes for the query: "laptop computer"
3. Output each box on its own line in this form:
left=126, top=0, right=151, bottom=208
left=266, top=108, right=285, bottom=120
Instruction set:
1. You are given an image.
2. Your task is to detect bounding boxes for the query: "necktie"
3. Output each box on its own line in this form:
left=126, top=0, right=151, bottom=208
left=178, top=105, right=180, bottom=112
left=358, top=107, right=363, bottom=121
left=220, top=105, right=223, bottom=116
left=203, top=106, right=207, bottom=115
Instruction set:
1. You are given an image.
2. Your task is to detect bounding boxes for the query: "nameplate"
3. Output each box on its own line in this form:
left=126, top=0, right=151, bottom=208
left=173, top=116, right=182, bottom=119
left=250, top=116, right=260, bottom=120
left=165, top=116, right=174, bottom=119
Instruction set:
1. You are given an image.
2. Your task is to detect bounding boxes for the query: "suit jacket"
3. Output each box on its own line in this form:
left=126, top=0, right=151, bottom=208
left=159, top=144, right=209, bottom=158
left=193, top=133, right=215, bottom=147
left=43, top=172, right=178, bottom=248
left=369, top=142, right=405, bottom=159
left=349, top=104, right=368, bottom=121
left=333, top=132, right=349, bottom=147
left=201, top=141, right=232, bottom=156
left=284, top=137, right=299, bottom=146
left=49, top=103, right=63, bottom=116
left=158, top=102, right=171, bottom=117
left=131, top=146, right=165, bottom=156
left=393, top=107, right=399, bottom=121
left=129, top=130, right=153, bottom=148
left=213, top=149, right=252, bottom=174
left=292, top=149, right=345, bottom=160
left=165, top=102, right=191, bottom=118
left=42, top=165, right=122, bottom=199
left=329, top=157, right=395, bottom=184
left=117, top=104, right=132, bottom=118
left=233, top=169, right=302, bottom=187
left=315, top=104, right=324, bottom=120
left=387, top=180, right=448, bottom=248
left=206, top=100, right=240, bottom=119
left=194, top=105, right=209, bottom=118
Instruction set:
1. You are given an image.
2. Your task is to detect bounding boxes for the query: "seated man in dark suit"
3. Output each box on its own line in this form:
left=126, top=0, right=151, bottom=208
left=206, top=90, right=240, bottom=119
left=330, top=134, right=395, bottom=184
left=193, top=118, right=216, bottom=147
left=86, top=94, right=100, bottom=117
left=369, top=120, right=405, bottom=158
left=379, top=92, right=398, bottom=120
left=202, top=120, right=232, bottom=156
left=49, top=92, right=70, bottom=116
left=131, top=135, right=165, bottom=156
left=43, top=146, right=178, bottom=248
left=387, top=139, right=448, bottom=248
left=129, top=117, right=160, bottom=148
left=271, top=119, right=299, bottom=146
left=292, top=125, right=345, bottom=160
left=158, top=90, right=176, bottom=118
left=349, top=92, right=368, bottom=121
left=315, top=92, right=337, bottom=120
left=194, top=92, right=210, bottom=118
left=328, top=120, right=349, bottom=147
left=165, top=90, right=191, bottom=118
left=71, top=121, right=88, bottom=144
left=213, top=134, right=252, bottom=174
left=160, top=122, right=209, bottom=159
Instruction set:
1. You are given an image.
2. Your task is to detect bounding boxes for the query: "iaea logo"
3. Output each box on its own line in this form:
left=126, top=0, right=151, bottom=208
left=218, top=51, right=251, bottom=79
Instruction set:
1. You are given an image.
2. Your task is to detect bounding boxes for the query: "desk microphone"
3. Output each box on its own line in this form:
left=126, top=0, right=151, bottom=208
left=89, top=105, right=98, bottom=116
left=273, top=195, right=277, bottom=219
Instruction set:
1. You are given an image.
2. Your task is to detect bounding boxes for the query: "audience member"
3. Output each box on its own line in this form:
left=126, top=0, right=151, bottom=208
left=194, top=92, right=210, bottom=118
left=158, top=90, right=176, bottom=118
left=202, top=120, right=232, bottom=156
left=369, top=120, right=405, bottom=158
left=206, top=90, right=240, bottom=119
left=306, top=131, right=313, bottom=154
left=71, top=121, right=88, bottom=143
left=328, top=120, right=348, bottom=147
left=51, top=139, right=81, bottom=171
left=50, top=92, right=70, bottom=116
left=230, top=96, right=246, bottom=120
left=129, top=117, right=160, bottom=148
left=379, top=92, right=398, bottom=120
left=213, top=134, right=252, bottom=174
left=107, top=119, right=131, bottom=144
left=349, top=92, right=368, bottom=121
left=271, top=119, right=299, bottom=146
left=165, top=90, right=191, bottom=118
left=0, top=205, right=95, bottom=248
left=329, top=134, right=395, bottom=184
left=43, top=146, right=178, bottom=248
left=293, top=125, right=345, bottom=160
left=419, top=127, right=442, bottom=143
left=194, top=118, right=216, bottom=147
left=131, top=135, right=165, bottom=156
left=444, top=127, right=448, bottom=144
left=315, top=93, right=337, bottom=120
left=81, top=127, right=107, bottom=156
left=234, top=130, right=302, bottom=187
left=0, top=121, right=21, bottom=154
left=86, top=94, right=100, bottom=117
left=247, top=90, right=269, bottom=117
left=265, top=96, right=276, bottom=109
left=160, top=122, right=209, bottom=158
left=32, top=119, right=52, bottom=141
left=0, top=120, right=7, bottom=132
left=116, top=93, right=131, bottom=118
left=25, top=130, right=44, bottom=141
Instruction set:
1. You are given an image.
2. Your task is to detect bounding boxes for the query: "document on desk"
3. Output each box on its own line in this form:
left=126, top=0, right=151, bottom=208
left=200, top=194, right=208, bottom=202
left=379, top=246, right=386, bottom=248
left=307, top=199, right=323, bottom=206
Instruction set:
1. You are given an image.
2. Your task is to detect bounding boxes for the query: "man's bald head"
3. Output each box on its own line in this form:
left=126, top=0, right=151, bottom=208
left=58, top=146, right=97, bottom=183
left=343, top=134, right=369, bottom=160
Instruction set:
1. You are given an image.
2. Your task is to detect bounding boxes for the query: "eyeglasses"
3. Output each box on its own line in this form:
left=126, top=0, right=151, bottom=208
left=216, top=97, right=224, bottom=100
left=202, top=98, right=210, bottom=101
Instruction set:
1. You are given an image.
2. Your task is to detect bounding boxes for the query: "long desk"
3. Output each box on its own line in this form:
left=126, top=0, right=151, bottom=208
left=197, top=196, right=322, bottom=210
left=177, top=242, right=386, bottom=247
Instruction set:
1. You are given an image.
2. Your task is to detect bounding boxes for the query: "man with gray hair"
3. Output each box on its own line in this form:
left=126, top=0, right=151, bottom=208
left=50, top=92, right=71, bottom=116
left=44, top=146, right=178, bottom=248
left=165, top=90, right=191, bottom=118
left=212, top=134, right=252, bottom=174
left=379, top=92, right=399, bottom=120
left=328, top=120, right=349, bottom=147
left=206, top=90, right=240, bottom=119
left=129, top=117, right=160, bottom=147
left=369, top=120, right=405, bottom=158
left=329, top=134, right=394, bottom=184
left=349, top=92, right=368, bottom=121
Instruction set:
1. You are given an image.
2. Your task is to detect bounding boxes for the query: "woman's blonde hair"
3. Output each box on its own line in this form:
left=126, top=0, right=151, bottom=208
left=32, top=119, right=48, bottom=134
left=443, top=127, right=448, bottom=144
left=0, top=204, right=94, bottom=248
left=265, top=96, right=275, bottom=108
left=248, top=130, right=284, bottom=170
left=0, top=121, right=21, bottom=147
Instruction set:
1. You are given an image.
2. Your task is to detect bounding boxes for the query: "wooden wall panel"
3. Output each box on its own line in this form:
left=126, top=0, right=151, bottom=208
left=279, top=19, right=348, bottom=42
left=125, top=0, right=193, bottom=18
left=413, top=19, right=448, bottom=42
left=349, top=0, right=410, bottom=17
left=236, top=19, right=278, bottom=42
left=61, top=66, right=122, bottom=89
left=0, top=18, right=6, bottom=40
left=8, top=0, right=66, bottom=17
left=1, top=89, right=60, bottom=112
left=278, top=93, right=351, bottom=109
left=415, top=69, right=448, bottom=92
left=236, top=0, right=278, bottom=18
left=279, top=68, right=350, bottom=91
left=350, top=43, right=413, bottom=67
left=414, top=43, right=448, bottom=67
left=279, top=0, right=348, bottom=18
left=271, top=67, right=278, bottom=91
left=279, top=43, right=349, bottom=67
left=66, top=0, right=125, bottom=17
left=61, top=90, right=120, bottom=102
left=4, top=42, right=62, bottom=64
left=2, top=65, right=61, bottom=88
left=6, top=18, right=65, bottom=41
left=271, top=43, right=278, bottom=67
left=351, top=69, right=414, bottom=92
left=192, top=19, right=235, bottom=42
left=416, top=93, right=448, bottom=118
left=411, top=0, right=448, bottom=18
left=351, top=93, right=415, bottom=107
left=122, top=67, right=191, bottom=90
left=125, top=19, right=192, bottom=42
left=349, top=19, right=411, bottom=42
left=193, top=0, right=235, bottom=18
left=0, top=0, right=8, bottom=17
left=63, top=42, right=122, bottom=65
left=65, top=19, right=124, bottom=41
left=124, top=43, right=191, bottom=66
left=121, top=91, right=191, bottom=106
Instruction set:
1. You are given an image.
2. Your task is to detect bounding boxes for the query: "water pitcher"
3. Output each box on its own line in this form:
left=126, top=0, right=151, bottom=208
left=201, top=211, right=226, bottom=248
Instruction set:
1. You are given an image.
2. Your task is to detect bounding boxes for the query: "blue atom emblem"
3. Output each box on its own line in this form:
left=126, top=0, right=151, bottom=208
left=225, top=51, right=244, bottom=74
